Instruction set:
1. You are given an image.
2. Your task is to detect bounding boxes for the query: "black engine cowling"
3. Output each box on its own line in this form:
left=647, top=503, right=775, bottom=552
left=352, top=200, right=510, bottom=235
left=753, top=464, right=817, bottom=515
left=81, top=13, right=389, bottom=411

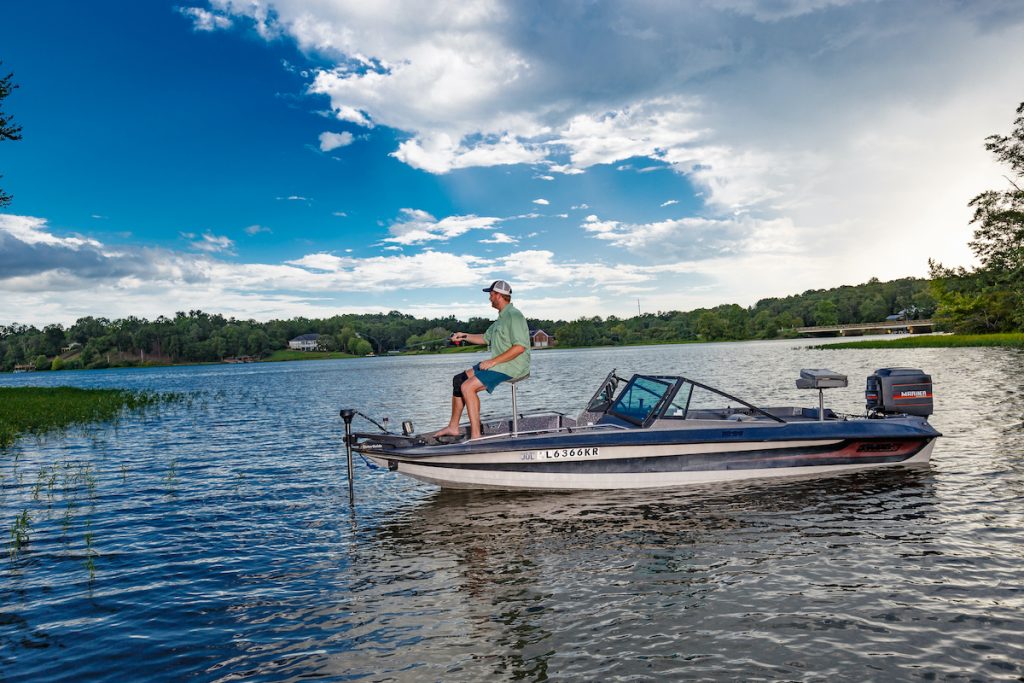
left=865, top=367, right=933, bottom=417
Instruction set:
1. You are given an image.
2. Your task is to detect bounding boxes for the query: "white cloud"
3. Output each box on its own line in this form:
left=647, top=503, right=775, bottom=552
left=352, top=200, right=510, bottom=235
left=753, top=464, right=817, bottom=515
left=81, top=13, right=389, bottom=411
left=390, top=133, right=543, bottom=174
left=479, top=231, right=517, bottom=244
left=178, top=6, right=232, bottom=32
left=0, top=214, right=493, bottom=323
left=191, top=232, right=235, bottom=253
left=553, top=99, right=702, bottom=170
left=549, top=165, right=586, bottom=176
left=318, top=130, right=354, bottom=151
left=332, top=105, right=373, bottom=128
left=285, top=252, right=345, bottom=271
left=0, top=212, right=677, bottom=326
left=532, top=198, right=549, bottom=206
left=581, top=214, right=796, bottom=263
left=0, top=214, right=101, bottom=249
left=382, top=208, right=502, bottom=245
left=660, top=199, right=679, bottom=207
left=245, top=224, right=271, bottom=235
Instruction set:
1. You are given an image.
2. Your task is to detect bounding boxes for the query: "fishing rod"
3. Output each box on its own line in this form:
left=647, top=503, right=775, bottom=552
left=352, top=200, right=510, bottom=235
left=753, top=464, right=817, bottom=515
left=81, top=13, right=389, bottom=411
left=396, top=335, right=483, bottom=352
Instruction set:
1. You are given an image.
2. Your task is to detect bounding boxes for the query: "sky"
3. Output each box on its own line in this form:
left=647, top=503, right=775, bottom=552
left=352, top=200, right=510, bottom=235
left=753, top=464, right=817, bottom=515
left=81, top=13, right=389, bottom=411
left=2, top=1, right=1023, bottom=327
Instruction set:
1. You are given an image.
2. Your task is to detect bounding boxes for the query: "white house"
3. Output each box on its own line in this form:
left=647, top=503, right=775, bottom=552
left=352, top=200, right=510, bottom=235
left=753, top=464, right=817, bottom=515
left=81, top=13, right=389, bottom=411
left=288, top=333, right=321, bottom=351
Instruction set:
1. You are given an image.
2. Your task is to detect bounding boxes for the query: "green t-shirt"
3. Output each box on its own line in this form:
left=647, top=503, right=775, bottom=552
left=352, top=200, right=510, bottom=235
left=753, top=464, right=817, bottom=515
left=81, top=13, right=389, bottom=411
left=483, top=303, right=531, bottom=379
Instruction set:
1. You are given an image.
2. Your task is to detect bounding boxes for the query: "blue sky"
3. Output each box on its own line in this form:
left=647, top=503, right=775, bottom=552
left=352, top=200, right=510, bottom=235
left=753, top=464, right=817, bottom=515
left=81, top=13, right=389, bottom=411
left=2, top=1, right=1023, bottom=326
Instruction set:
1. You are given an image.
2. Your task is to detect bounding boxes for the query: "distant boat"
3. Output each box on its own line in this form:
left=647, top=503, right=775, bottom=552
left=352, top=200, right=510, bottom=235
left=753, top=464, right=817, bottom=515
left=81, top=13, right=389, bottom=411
left=342, top=367, right=939, bottom=491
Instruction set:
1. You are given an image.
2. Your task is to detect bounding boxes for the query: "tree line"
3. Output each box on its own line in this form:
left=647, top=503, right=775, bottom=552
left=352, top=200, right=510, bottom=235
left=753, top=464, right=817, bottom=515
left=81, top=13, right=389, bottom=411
left=1, top=276, right=938, bottom=372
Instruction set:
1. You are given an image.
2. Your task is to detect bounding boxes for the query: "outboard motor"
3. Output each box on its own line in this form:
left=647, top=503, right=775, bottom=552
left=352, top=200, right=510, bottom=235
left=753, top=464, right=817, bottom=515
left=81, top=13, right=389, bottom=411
left=865, top=368, right=933, bottom=417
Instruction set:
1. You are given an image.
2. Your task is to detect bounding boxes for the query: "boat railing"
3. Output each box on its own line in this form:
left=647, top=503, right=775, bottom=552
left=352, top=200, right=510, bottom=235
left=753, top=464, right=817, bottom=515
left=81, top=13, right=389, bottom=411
left=467, top=420, right=629, bottom=443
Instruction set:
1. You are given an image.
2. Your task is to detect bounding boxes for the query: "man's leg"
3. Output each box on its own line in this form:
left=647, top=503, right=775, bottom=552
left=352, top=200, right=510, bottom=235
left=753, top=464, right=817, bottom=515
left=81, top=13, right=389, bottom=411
left=433, top=396, right=465, bottom=437
left=434, top=370, right=470, bottom=436
left=461, top=375, right=488, bottom=439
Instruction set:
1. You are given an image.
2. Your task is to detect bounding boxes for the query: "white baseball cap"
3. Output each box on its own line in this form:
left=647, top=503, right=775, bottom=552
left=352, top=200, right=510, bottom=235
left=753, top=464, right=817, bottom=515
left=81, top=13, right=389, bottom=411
left=482, top=280, right=512, bottom=295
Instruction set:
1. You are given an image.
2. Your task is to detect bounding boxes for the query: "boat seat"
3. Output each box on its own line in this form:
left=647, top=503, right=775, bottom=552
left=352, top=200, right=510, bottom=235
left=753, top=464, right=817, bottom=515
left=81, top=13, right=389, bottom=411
left=507, top=373, right=530, bottom=437
left=796, top=368, right=847, bottom=422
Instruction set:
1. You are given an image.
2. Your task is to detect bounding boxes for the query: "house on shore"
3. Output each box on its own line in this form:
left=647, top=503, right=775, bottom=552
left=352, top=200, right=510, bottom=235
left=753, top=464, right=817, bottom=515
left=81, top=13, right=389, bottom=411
left=529, top=329, right=555, bottom=348
left=288, top=333, right=322, bottom=351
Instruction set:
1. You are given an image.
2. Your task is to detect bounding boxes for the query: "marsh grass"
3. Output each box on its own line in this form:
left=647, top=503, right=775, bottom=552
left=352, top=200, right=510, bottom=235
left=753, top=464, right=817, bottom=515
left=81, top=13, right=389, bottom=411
left=3, top=387, right=185, bottom=565
left=814, top=332, right=1024, bottom=350
left=8, top=509, right=30, bottom=559
left=0, top=386, right=184, bottom=449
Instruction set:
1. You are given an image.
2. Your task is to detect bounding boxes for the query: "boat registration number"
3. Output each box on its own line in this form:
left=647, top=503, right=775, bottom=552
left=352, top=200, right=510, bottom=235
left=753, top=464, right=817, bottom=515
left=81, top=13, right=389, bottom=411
left=520, top=447, right=599, bottom=461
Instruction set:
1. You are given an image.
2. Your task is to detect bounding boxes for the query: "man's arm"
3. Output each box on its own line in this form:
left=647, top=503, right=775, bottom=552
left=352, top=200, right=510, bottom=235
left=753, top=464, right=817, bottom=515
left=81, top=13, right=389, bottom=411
left=452, top=332, right=486, bottom=345
left=479, top=344, right=524, bottom=371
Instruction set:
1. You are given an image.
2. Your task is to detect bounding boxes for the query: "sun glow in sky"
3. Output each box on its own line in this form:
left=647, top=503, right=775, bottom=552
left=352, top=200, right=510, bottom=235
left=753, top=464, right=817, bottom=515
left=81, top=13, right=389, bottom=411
left=2, top=1, right=1023, bottom=326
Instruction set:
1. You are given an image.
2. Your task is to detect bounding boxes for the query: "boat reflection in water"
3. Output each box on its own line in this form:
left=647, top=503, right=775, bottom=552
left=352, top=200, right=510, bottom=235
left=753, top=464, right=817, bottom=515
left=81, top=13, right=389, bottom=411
left=343, top=367, right=940, bottom=490
left=328, top=469, right=940, bottom=680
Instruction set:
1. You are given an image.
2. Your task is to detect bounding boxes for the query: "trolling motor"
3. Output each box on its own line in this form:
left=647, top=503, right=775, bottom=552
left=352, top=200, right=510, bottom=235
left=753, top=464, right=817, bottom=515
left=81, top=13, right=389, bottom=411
left=339, top=409, right=410, bottom=490
left=340, top=409, right=356, bottom=490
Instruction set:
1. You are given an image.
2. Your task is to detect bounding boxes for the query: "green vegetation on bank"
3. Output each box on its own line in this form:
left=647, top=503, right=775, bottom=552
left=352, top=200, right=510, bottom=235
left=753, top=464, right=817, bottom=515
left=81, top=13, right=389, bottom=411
left=262, top=349, right=359, bottom=362
left=0, top=276, right=936, bottom=372
left=0, top=387, right=183, bottom=448
left=816, top=332, right=1024, bottom=350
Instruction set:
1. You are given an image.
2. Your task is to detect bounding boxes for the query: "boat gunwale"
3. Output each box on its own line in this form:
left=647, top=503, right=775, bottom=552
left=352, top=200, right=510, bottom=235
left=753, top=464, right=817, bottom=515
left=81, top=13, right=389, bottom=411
left=353, top=417, right=940, bottom=460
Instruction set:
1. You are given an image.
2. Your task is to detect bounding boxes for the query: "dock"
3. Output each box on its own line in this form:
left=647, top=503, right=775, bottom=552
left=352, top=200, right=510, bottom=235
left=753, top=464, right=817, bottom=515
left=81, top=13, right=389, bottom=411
left=796, top=319, right=936, bottom=337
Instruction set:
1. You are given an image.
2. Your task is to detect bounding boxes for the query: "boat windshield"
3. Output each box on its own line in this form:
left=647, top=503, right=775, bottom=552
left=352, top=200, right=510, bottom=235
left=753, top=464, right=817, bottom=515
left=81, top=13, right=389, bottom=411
left=607, top=375, right=675, bottom=425
left=606, top=373, right=787, bottom=425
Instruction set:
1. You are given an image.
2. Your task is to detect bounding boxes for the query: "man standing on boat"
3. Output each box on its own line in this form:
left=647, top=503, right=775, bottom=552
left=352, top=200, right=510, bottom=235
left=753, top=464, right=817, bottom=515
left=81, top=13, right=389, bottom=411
left=434, top=280, right=531, bottom=440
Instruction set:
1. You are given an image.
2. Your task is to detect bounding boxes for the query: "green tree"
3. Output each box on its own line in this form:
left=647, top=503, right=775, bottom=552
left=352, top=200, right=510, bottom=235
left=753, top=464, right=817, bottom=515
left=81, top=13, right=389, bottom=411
left=811, top=300, right=839, bottom=326
left=931, top=101, right=1024, bottom=332
left=694, top=310, right=728, bottom=340
left=405, top=326, right=451, bottom=350
left=246, top=330, right=271, bottom=357
left=350, top=338, right=373, bottom=356
left=1, top=64, right=23, bottom=207
left=859, top=294, right=890, bottom=322
left=555, top=318, right=603, bottom=347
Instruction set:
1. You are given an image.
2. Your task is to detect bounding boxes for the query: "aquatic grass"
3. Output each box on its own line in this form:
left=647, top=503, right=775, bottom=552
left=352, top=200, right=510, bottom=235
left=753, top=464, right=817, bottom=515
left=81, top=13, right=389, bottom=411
left=0, top=386, right=185, bottom=449
left=2, top=388, right=186, bottom=566
left=8, top=509, right=30, bottom=559
left=813, top=332, right=1024, bottom=350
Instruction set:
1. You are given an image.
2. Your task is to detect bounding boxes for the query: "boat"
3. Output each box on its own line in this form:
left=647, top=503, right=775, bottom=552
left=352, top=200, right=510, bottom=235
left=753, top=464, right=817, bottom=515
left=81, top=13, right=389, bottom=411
left=340, top=367, right=940, bottom=491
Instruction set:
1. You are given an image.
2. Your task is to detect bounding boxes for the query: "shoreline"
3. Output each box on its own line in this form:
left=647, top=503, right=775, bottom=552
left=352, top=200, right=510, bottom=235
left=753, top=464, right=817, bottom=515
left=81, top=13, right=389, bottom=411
left=5, top=332, right=1023, bottom=375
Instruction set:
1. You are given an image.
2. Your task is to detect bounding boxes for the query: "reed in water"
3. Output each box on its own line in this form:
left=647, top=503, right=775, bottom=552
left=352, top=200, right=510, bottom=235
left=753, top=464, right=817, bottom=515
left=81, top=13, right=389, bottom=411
left=0, top=387, right=183, bottom=448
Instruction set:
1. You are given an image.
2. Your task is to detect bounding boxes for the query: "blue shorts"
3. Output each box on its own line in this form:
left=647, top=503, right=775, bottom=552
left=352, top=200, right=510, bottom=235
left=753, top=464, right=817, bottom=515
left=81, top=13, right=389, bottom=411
left=473, top=363, right=512, bottom=393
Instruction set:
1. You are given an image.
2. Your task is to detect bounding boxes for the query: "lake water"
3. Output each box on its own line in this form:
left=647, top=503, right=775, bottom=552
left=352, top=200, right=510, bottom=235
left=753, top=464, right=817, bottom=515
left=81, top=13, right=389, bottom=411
left=1, top=339, right=1022, bottom=681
